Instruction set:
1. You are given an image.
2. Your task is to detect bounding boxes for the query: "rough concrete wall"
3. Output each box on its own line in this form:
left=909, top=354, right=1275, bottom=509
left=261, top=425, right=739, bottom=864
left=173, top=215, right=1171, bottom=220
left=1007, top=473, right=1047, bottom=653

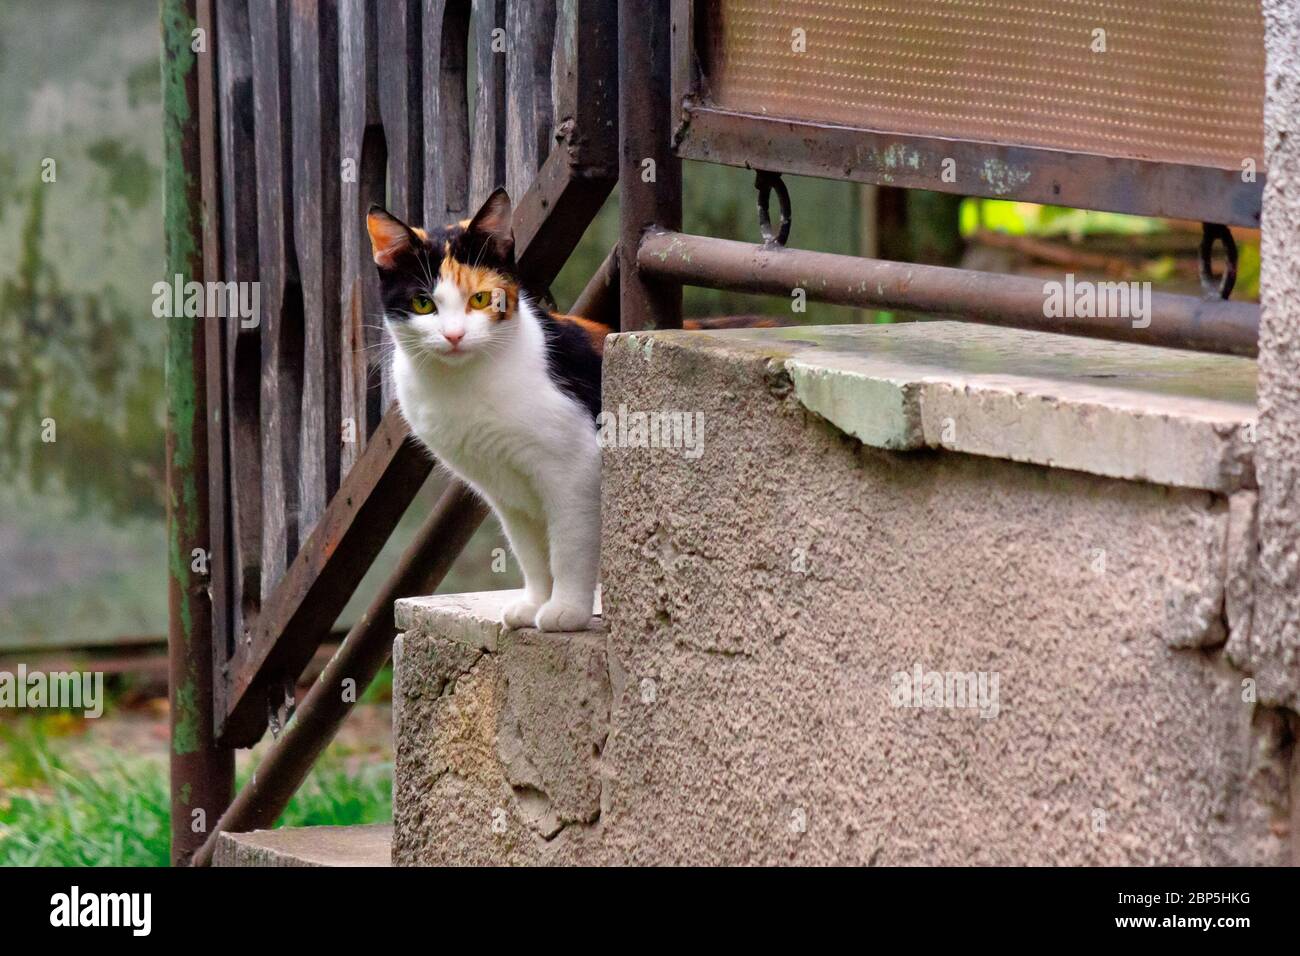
left=392, top=627, right=610, bottom=865
left=1253, top=0, right=1300, bottom=709
left=392, top=333, right=1294, bottom=866
left=585, top=336, right=1292, bottom=865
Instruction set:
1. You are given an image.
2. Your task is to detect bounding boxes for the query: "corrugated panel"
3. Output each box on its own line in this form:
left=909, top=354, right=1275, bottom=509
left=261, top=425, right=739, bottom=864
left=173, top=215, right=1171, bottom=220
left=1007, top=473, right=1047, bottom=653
left=701, top=0, right=1264, bottom=169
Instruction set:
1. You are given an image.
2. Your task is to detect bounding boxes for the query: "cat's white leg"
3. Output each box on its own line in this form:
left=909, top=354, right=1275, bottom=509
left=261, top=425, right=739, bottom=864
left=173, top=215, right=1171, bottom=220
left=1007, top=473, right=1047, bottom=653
left=495, top=505, right=553, bottom=629
left=534, top=458, right=601, bottom=632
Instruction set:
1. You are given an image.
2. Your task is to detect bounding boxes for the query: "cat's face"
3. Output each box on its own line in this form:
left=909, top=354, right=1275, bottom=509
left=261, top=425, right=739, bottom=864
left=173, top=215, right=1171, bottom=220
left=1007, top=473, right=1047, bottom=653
left=367, top=188, right=519, bottom=365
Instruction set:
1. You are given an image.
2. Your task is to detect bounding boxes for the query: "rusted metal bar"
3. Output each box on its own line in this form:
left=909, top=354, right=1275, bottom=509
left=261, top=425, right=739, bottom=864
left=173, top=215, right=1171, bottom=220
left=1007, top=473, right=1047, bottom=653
left=164, top=0, right=235, bottom=865
left=192, top=482, right=488, bottom=867
left=568, top=244, right=619, bottom=324
left=673, top=107, right=1264, bottom=229
left=514, top=147, right=617, bottom=290
left=638, top=231, right=1260, bottom=357
left=618, top=0, right=681, bottom=331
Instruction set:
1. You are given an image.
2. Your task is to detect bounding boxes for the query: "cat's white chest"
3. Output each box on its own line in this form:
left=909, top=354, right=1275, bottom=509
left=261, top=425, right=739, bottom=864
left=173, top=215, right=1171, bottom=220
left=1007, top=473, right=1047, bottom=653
left=392, top=348, right=588, bottom=513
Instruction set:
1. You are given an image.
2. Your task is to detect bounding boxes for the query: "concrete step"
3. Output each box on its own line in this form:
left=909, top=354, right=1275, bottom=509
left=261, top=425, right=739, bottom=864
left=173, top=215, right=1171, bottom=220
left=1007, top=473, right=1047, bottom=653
left=390, top=323, right=1290, bottom=865
left=214, top=824, right=392, bottom=867
left=391, top=590, right=607, bottom=865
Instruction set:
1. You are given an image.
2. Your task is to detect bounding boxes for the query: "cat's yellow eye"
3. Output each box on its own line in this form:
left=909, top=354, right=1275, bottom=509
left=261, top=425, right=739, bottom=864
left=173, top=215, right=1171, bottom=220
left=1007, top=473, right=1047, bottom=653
left=410, top=293, right=435, bottom=315
left=468, top=290, right=492, bottom=310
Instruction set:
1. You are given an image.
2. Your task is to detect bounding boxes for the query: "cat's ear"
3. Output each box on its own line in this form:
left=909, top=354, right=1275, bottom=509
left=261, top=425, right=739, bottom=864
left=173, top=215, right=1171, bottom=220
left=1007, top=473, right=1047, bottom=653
left=367, top=205, right=418, bottom=269
left=466, top=187, right=514, bottom=262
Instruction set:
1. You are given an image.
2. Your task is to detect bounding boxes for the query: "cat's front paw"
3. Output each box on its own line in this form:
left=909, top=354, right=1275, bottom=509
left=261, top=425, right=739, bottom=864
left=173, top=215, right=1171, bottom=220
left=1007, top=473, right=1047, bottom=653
left=501, top=596, right=542, bottom=630
left=534, top=598, right=592, bottom=632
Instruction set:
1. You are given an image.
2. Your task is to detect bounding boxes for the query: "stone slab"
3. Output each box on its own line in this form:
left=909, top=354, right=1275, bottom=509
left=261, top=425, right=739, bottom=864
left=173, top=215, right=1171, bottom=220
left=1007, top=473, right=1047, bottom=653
left=214, top=824, right=392, bottom=867
left=392, top=592, right=610, bottom=865
left=612, top=322, right=1257, bottom=492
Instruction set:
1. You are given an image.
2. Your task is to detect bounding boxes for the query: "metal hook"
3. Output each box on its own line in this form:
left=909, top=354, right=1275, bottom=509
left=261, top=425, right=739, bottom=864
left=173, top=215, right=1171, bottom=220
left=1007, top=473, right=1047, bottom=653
left=754, top=170, right=791, bottom=248
left=1198, top=223, right=1237, bottom=301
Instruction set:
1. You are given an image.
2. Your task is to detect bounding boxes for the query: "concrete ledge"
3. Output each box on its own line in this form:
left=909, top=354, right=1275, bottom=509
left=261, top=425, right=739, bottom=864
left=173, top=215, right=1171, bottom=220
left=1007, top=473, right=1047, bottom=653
left=612, top=322, right=1257, bottom=492
left=395, top=589, right=603, bottom=652
left=213, top=824, right=392, bottom=867
left=392, top=591, right=609, bottom=865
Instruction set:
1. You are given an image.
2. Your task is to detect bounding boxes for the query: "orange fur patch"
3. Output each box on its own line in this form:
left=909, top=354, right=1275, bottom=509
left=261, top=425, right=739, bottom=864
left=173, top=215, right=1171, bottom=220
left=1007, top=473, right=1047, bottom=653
left=366, top=211, right=413, bottom=268
left=439, top=257, right=519, bottom=320
left=553, top=314, right=611, bottom=355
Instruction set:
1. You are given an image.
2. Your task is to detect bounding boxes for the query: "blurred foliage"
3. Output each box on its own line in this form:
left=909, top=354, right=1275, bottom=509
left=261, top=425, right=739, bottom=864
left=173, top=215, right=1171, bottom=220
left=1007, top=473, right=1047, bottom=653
left=961, top=197, right=1260, bottom=299
left=962, top=198, right=1168, bottom=238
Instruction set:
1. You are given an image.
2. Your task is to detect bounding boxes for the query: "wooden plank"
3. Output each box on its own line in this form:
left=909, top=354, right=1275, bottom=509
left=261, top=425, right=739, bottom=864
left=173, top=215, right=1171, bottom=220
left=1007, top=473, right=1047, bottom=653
left=509, top=0, right=615, bottom=290
left=250, top=0, right=301, bottom=596
left=378, top=0, right=424, bottom=220
left=290, top=0, right=343, bottom=540
left=204, top=2, right=232, bottom=707
left=215, top=0, right=263, bottom=683
left=551, top=0, right=618, bottom=172
left=338, top=0, right=386, bottom=462
left=423, top=0, right=472, bottom=225
left=377, top=0, right=423, bottom=410
left=504, top=0, right=556, bottom=200
left=196, top=482, right=487, bottom=866
left=470, top=0, right=507, bottom=207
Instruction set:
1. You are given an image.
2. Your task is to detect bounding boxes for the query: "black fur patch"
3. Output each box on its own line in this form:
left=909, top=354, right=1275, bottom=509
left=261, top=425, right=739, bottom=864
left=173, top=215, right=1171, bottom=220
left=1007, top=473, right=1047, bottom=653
left=537, top=309, right=602, bottom=423
left=374, top=221, right=513, bottom=319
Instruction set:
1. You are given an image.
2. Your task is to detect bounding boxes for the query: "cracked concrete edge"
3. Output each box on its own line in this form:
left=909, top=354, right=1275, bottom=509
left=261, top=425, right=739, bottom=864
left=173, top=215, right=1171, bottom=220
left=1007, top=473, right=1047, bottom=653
left=609, top=324, right=1256, bottom=493
left=214, top=825, right=393, bottom=867
left=1225, top=490, right=1259, bottom=670
left=396, top=589, right=605, bottom=652
left=392, top=598, right=611, bottom=858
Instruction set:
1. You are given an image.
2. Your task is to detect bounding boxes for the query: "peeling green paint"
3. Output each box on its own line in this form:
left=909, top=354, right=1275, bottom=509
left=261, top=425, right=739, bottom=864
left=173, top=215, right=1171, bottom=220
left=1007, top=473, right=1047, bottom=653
left=880, top=143, right=921, bottom=171
left=651, top=235, right=692, bottom=264
left=979, top=158, right=1032, bottom=196
left=173, top=677, right=200, bottom=755
left=162, top=0, right=203, bottom=757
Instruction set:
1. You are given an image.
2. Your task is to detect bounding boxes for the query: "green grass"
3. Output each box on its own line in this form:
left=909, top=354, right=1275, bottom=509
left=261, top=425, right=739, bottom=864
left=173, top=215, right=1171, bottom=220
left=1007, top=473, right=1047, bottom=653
left=0, top=718, right=391, bottom=866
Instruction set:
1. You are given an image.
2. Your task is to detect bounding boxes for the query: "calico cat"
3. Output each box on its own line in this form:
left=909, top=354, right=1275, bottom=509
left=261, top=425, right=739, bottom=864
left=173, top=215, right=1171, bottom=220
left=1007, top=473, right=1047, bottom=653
left=367, top=188, right=604, bottom=632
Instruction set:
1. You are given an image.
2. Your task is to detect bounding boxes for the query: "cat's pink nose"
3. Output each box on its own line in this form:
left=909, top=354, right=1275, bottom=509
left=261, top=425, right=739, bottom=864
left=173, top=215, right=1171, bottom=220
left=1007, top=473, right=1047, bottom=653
left=444, top=329, right=465, bottom=347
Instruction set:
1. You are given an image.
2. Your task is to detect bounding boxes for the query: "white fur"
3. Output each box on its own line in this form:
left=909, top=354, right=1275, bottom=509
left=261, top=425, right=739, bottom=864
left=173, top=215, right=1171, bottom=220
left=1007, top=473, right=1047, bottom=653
left=388, top=285, right=600, bottom=632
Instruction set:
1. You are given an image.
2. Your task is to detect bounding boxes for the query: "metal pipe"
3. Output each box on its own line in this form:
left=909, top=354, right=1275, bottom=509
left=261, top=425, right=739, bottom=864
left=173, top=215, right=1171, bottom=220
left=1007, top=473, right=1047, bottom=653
left=164, top=0, right=234, bottom=866
left=638, top=231, right=1260, bottom=357
left=618, top=0, right=681, bottom=331
left=192, top=482, right=488, bottom=866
